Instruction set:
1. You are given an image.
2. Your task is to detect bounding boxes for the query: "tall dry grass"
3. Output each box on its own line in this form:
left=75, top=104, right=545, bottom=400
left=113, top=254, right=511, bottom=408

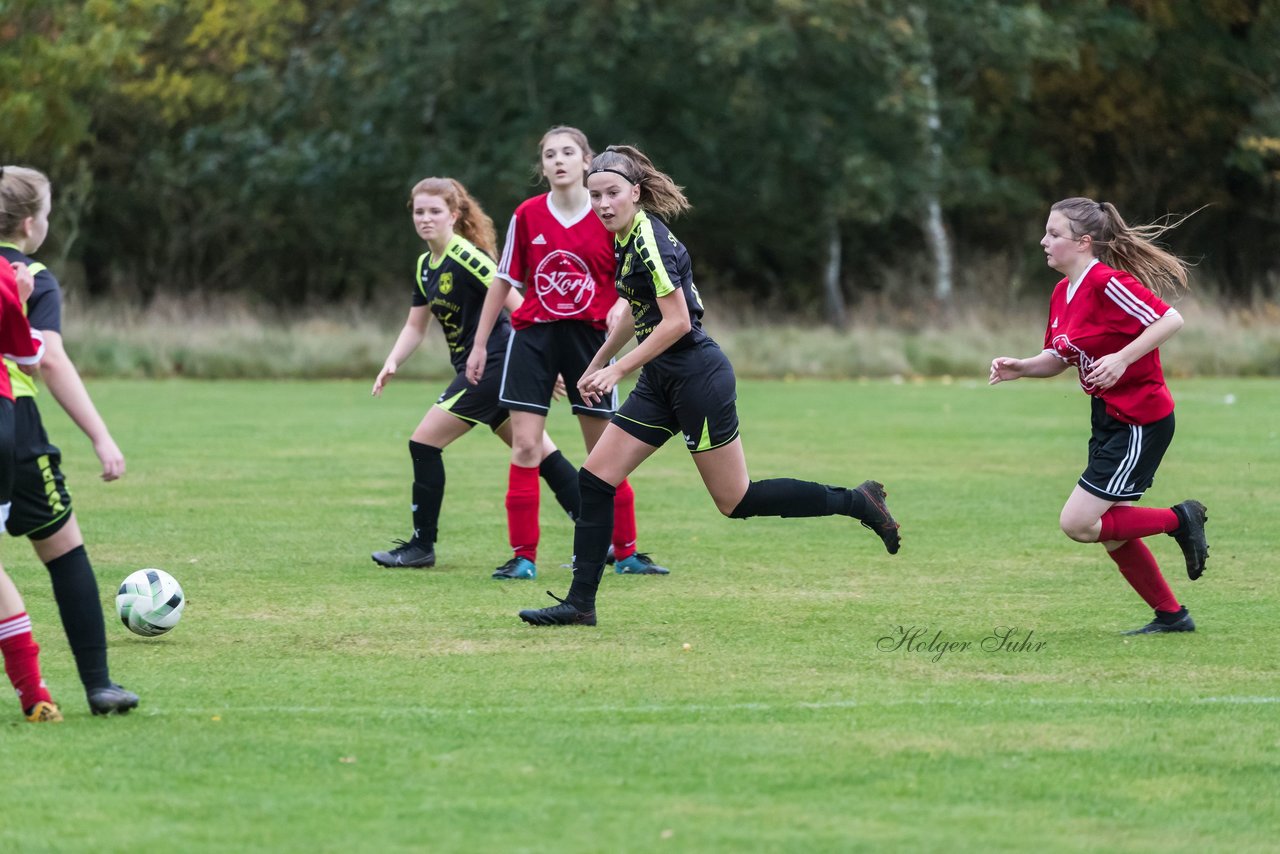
left=65, top=291, right=1280, bottom=380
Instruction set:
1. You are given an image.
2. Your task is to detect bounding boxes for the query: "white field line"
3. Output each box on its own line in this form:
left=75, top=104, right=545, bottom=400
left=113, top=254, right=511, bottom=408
left=147, top=696, right=1280, bottom=718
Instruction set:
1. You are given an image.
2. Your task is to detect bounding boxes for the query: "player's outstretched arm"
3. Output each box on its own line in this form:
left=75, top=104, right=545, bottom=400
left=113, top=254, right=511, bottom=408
left=35, top=330, right=124, bottom=481
left=989, top=350, right=1069, bottom=385
left=373, top=306, right=430, bottom=397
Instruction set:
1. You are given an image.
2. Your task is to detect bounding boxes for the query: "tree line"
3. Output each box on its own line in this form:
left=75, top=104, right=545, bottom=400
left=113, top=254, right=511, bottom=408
left=2, top=0, right=1277, bottom=316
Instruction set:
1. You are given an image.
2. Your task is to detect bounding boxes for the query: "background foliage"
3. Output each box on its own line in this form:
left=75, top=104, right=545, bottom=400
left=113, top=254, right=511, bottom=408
left=2, top=0, right=1278, bottom=309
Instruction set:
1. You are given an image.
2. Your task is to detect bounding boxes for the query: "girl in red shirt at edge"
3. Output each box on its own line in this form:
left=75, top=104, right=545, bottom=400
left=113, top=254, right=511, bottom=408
left=467, top=127, right=670, bottom=580
left=0, top=256, right=61, bottom=721
left=990, top=197, right=1208, bottom=635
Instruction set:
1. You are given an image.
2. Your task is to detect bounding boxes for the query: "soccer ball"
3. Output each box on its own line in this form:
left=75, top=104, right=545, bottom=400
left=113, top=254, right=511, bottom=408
left=116, top=568, right=186, bottom=637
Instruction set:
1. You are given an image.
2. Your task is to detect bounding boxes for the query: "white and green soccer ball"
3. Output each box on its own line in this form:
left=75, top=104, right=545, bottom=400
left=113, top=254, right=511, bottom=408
left=116, top=568, right=185, bottom=637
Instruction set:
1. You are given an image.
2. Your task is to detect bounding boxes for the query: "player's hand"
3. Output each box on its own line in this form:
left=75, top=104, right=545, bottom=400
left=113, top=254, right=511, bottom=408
left=579, top=364, right=622, bottom=406
left=989, top=357, right=1023, bottom=385
left=372, top=360, right=396, bottom=396
left=10, top=262, right=34, bottom=303
left=552, top=373, right=568, bottom=401
left=465, top=346, right=486, bottom=385
left=1083, top=353, right=1129, bottom=390
left=94, top=436, right=126, bottom=481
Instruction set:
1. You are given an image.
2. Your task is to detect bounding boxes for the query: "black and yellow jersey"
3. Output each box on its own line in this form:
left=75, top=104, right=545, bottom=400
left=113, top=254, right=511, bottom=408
left=612, top=210, right=707, bottom=353
left=412, top=235, right=510, bottom=371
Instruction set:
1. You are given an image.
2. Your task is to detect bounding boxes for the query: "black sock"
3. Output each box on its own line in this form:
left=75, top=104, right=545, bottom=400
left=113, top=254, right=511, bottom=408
left=409, top=441, right=444, bottom=547
left=44, top=544, right=110, bottom=691
left=729, top=478, right=855, bottom=519
left=539, top=450, right=580, bottom=521
left=566, top=468, right=614, bottom=610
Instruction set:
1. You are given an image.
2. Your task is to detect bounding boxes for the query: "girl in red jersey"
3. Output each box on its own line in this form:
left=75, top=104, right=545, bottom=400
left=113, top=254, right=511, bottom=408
left=990, top=197, right=1208, bottom=635
left=467, top=127, right=670, bottom=580
left=0, top=255, right=61, bottom=721
left=517, top=145, right=900, bottom=627
left=371, top=177, right=579, bottom=570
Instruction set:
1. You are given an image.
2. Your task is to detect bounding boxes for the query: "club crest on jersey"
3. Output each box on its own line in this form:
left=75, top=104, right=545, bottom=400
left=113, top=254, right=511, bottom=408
left=438, top=272, right=453, bottom=295
left=1051, top=333, right=1098, bottom=392
left=620, top=253, right=634, bottom=277
left=532, top=249, right=595, bottom=317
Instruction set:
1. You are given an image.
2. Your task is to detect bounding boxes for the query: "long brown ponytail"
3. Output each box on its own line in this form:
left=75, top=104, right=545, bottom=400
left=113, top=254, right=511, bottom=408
left=1051, top=197, right=1195, bottom=298
left=588, top=145, right=691, bottom=220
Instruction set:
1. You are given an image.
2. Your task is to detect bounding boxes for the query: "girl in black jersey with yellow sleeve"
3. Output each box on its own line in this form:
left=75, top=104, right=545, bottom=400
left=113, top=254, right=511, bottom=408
left=370, top=178, right=575, bottom=570
left=518, top=146, right=902, bottom=627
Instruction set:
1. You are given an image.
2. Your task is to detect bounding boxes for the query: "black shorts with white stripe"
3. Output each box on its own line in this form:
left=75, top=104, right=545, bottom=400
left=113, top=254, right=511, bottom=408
left=499, top=321, right=617, bottom=418
left=1078, top=396, right=1175, bottom=501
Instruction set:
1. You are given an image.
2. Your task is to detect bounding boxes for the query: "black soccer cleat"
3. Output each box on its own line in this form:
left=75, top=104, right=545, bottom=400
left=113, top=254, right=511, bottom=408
left=1168, top=500, right=1208, bottom=580
left=88, top=683, right=140, bottom=716
left=372, top=539, right=436, bottom=569
left=855, top=480, right=901, bottom=554
left=1123, top=606, right=1196, bottom=636
left=518, top=591, right=597, bottom=627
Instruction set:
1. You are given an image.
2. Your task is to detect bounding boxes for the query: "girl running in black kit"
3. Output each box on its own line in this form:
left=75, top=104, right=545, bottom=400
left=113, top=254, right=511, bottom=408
left=518, top=146, right=901, bottom=627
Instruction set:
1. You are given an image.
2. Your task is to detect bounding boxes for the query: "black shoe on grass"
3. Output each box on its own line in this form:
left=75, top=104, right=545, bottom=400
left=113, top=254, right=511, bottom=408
left=1168, top=500, right=1208, bottom=580
left=855, top=480, right=901, bottom=554
left=518, top=591, right=597, bottom=627
left=1124, top=606, right=1196, bottom=635
left=88, top=683, right=140, bottom=716
left=372, top=540, right=436, bottom=568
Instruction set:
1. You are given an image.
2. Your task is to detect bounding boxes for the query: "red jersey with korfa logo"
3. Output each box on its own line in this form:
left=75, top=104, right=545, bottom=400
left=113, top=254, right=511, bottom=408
left=0, top=263, right=44, bottom=401
left=1043, top=260, right=1174, bottom=425
left=496, top=193, right=617, bottom=330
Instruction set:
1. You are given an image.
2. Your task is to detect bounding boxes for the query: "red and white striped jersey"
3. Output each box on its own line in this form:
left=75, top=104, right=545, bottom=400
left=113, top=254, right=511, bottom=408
left=0, top=262, right=44, bottom=402
left=1043, top=260, right=1175, bottom=425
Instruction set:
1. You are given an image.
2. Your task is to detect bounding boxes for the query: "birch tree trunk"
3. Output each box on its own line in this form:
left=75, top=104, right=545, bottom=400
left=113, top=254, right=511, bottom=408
left=912, top=5, right=954, bottom=302
left=823, top=219, right=847, bottom=329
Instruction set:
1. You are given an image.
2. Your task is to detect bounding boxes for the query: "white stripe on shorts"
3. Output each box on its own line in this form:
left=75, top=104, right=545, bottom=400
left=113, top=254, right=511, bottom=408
left=1105, top=422, right=1143, bottom=496
left=497, top=332, right=550, bottom=413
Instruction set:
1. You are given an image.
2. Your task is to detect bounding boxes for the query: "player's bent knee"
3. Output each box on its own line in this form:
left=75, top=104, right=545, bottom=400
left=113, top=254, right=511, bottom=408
left=1059, top=517, right=1097, bottom=543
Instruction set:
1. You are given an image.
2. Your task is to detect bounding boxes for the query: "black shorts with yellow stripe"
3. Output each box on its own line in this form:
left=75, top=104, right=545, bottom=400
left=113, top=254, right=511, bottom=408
left=6, top=397, right=74, bottom=540
left=434, top=345, right=510, bottom=433
left=614, top=340, right=740, bottom=453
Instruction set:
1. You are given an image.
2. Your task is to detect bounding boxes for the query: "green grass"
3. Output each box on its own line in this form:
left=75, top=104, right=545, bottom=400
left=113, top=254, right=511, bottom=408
left=3, top=377, right=1277, bottom=853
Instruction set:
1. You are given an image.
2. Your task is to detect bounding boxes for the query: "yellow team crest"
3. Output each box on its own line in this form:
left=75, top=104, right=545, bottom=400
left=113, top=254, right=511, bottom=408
left=620, top=254, right=634, bottom=277
left=438, top=272, right=453, bottom=294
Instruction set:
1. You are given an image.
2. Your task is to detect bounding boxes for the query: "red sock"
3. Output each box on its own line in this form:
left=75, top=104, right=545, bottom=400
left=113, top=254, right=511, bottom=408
left=611, top=478, right=638, bottom=561
left=1098, top=506, right=1179, bottom=542
left=506, top=464, right=541, bottom=562
left=1107, top=541, right=1179, bottom=613
left=504, top=463, right=540, bottom=563
left=0, top=613, right=53, bottom=712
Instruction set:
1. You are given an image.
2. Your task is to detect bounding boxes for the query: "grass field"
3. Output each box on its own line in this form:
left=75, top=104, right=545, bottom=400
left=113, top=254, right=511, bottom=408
left=3, top=376, right=1277, bottom=853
